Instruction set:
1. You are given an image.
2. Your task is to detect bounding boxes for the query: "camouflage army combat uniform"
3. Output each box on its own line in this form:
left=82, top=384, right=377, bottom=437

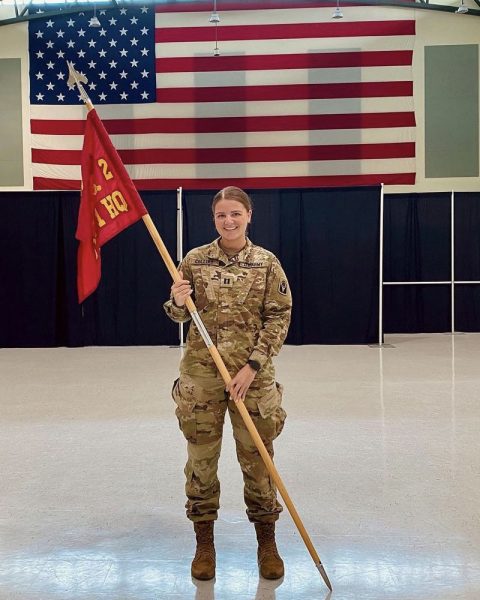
left=164, top=238, right=292, bottom=524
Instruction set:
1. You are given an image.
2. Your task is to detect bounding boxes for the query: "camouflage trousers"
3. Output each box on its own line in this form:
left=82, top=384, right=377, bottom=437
left=172, top=374, right=287, bottom=524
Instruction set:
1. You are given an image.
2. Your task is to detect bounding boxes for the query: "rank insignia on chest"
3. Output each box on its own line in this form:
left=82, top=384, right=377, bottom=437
left=278, top=280, right=288, bottom=295
left=221, top=276, right=234, bottom=288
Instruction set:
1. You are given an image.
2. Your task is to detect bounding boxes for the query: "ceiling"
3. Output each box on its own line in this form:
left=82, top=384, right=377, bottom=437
left=0, top=0, right=479, bottom=27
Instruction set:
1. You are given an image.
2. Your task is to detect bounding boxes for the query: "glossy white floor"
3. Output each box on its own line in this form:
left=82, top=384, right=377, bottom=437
left=1, top=334, right=480, bottom=600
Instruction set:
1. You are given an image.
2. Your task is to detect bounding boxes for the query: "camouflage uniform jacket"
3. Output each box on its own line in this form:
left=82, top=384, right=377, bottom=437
left=164, top=238, right=292, bottom=380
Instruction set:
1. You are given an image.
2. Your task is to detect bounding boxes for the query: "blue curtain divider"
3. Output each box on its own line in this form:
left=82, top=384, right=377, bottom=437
left=3, top=188, right=480, bottom=346
left=0, top=186, right=381, bottom=347
left=383, top=191, right=480, bottom=333
left=0, top=187, right=480, bottom=347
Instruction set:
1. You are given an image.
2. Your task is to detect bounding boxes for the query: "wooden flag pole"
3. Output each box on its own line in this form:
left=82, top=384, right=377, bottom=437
left=68, top=62, right=331, bottom=590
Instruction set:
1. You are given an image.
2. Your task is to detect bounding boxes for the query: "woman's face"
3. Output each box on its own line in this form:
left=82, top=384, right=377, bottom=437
left=213, top=199, right=252, bottom=246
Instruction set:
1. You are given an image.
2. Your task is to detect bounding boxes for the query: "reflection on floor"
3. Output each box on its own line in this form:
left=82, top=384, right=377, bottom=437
left=1, top=334, right=479, bottom=600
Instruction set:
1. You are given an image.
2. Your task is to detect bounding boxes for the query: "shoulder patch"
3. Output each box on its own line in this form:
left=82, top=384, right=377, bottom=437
left=278, top=279, right=288, bottom=295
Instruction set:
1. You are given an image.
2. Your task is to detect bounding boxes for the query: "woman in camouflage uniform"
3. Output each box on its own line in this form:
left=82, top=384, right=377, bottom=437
left=164, top=186, right=292, bottom=581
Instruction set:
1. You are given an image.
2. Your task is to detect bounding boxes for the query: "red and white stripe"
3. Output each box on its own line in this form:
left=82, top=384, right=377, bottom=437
left=31, top=1, right=416, bottom=190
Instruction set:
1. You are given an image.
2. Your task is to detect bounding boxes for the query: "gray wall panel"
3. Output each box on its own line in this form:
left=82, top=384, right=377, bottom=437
left=0, top=58, right=24, bottom=186
left=425, top=44, right=479, bottom=178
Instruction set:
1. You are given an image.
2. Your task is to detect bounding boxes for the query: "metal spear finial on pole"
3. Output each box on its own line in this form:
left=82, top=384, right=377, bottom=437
left=67, top=68, right=332, bottom=591
left=67, top=61, right=93, bottom=110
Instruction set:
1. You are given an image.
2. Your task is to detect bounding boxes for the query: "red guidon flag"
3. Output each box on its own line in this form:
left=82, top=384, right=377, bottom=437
left=76, top=109, right=148, bottom=303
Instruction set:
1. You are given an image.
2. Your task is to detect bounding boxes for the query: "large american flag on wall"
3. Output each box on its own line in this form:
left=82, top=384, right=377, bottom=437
left=29, top=0, right=416, bottom=190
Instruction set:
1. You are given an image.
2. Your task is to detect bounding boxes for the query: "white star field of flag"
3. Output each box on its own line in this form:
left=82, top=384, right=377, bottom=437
left=29, top=5, right=156, bottom=105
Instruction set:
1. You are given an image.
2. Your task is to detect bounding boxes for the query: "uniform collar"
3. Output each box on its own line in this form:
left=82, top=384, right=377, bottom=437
left=207, top=238, right=253, bottom=264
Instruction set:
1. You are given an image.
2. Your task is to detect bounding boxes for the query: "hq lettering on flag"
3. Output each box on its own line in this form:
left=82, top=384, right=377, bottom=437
left=76, top=108, right=147, bottom=303
left=29, top=1, right=416, bottom=190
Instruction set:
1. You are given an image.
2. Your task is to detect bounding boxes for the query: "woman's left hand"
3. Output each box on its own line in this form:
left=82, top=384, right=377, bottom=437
left=226, top=364, right=257, bottom=403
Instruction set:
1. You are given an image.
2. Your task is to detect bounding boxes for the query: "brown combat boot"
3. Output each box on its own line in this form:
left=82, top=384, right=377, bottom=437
left=254, top=522, right=285, bottom=579
left=191, top=521, right=216, bottom=580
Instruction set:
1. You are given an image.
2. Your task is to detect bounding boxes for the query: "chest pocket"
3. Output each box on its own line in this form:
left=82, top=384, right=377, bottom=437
left=200, top=266, right=220, bottom=304
left=230, top=268, right=266, bottom=306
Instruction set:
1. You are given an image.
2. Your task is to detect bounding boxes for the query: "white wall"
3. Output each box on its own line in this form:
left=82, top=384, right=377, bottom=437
left=387, top=8, right=480, bottom=193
